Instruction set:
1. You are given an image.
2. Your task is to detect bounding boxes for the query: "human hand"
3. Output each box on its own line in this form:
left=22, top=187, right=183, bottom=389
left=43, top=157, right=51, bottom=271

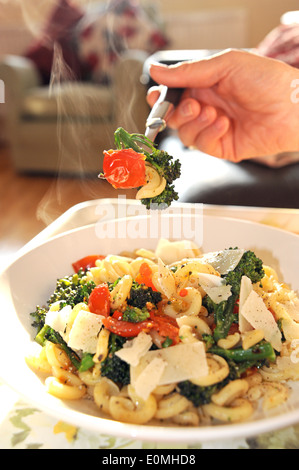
left=147, top=49, right=299, bottom=162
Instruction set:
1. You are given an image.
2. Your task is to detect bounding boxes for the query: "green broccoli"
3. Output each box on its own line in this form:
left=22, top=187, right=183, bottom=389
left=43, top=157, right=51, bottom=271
left=178, top=381, right=218, bottom=407
left=100, top=333, right=130, bottom=386
left=30, top=305, right=47, bottom=334
left=178, top=340, right=275, bottom=407
left=113, top=127, right=181, bottom=209
left=34, top=324, right=81, bottom=369
left=204, top=293, right=238, bottom=343
left=145, top=147, right=181, bottom=186
left=122, top=305, right=150, bottom=323
left=30, top=269, right=97, bottom=369
left=208, top=340, right=276, bottom=364
left=204, top=249, right=265, bottom=341
left=224, top=249, right=265, bottom=296
left=140, top=185, right=179, bottom=210
left=127, top=281, right=162, bottom=309
left=30, top=269, right=95, bottom=339
left=48, top=269, right=96, bottom=308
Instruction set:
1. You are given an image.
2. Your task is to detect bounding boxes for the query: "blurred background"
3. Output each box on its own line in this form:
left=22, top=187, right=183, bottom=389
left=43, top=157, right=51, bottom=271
left=1, top=0, right=299, bottom=263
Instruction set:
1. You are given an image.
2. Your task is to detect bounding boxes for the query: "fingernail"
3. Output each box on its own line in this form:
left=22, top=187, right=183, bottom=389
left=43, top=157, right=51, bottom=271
left=180, top=101, right=194, bottom=117
left=198, top=109, right=209, bottom=122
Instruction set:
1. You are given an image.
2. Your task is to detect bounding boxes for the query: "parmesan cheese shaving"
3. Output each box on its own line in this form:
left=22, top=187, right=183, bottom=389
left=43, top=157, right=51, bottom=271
left=115, top=331, right=153, bottom=366
left=281, top=317, right=299, bottom=342
left=131, top=342, right=208, bottom=400
left=67, top=310, right=104, bottom=354
left=239, top=276, right=254, bottom=333
left=241, top=290, right=282, bottom=352
left=195, top=273, right=232, bottom=304
left=133, top=357, right=167, bottom=400
left=157, top=258, right=176, bottom=299
left=200, top=249, right=245, bottom=275
left=45, top=305, right=72, bottom=340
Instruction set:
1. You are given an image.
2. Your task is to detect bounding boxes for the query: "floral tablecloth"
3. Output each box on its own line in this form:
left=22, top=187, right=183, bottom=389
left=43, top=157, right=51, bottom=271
left=2, top=380, right=299, bottom=449
left=1, top=200, right=299, bottom=450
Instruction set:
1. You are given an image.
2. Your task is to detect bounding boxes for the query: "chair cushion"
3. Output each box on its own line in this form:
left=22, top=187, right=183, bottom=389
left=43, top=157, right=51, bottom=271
left=161, top=135, right=299, bottom=209
left=21, top=83, right=113, bottom=120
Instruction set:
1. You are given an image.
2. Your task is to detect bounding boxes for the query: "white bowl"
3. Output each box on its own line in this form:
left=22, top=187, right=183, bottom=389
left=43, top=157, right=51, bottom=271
left=1, top=213, right=299, bottom=444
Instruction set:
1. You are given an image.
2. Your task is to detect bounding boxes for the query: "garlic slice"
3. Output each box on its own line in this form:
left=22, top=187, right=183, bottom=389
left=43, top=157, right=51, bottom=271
left=136, top=163, right=166, bottom=199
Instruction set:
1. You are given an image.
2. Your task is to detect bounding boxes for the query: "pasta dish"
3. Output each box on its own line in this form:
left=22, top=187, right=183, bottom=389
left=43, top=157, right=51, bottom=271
left=26, top=239, right=299, bottom=427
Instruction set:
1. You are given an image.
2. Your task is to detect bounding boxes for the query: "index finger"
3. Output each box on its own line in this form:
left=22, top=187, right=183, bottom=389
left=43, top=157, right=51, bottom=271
left=149, top=49, right=236, bottom=89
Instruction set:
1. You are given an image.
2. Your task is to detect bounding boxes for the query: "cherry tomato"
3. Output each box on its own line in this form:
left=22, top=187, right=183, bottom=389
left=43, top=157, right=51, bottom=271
left=135, top=262, right=157, bottom=291
left=88, top=283, right=110, bottom=317
left=112, top=310, right=123, bottom=320
left=72, top=255, right=104, bottom=273
left=150, top=312, right=180, bottom=345
left=103, top=148, right=146, bottom=189
left=102, top=316, right=155, bottom=337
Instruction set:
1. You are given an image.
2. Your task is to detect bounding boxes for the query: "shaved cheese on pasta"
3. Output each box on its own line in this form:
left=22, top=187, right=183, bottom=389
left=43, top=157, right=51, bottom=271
left=45, top=305, right=72, bottom=340
left=195, top=273, right=232, bottom=304
left=133, top=357, right=167, bottom=400
left=282, top=296, right=299, bottom=322
left=281, top=317, right=299, bottom=342
left=240, top=290, right=282, bottom=351
left=67, top=310, right=104, bottom=354
left=115, top=331, right=153, bottom=366
left=157, top=258, right=176, bottom=299
left=200, top=249, right=245, bottom=275
left=155, top=239, right=201, bottom=265
left=239, top=276, right=254, bottom=333
left=131, top=342, right=208, bottom=396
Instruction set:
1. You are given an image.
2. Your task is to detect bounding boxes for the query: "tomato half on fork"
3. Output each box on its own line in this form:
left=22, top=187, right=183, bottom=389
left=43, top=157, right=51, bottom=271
left=102, top=148, right=146, bottom=189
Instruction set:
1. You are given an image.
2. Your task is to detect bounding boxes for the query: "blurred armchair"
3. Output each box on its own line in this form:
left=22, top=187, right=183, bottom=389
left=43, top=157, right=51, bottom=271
left=0, top=50, right=149, bottom=174
left=0, top=0, right=170, bottom=174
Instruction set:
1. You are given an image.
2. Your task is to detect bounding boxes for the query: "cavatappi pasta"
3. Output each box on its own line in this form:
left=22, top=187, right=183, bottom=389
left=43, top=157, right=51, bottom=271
left=26, top=239, right=299, bottom=427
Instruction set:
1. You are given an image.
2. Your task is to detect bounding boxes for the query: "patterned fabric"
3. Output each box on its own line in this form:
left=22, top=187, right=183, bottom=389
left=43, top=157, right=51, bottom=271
left=24, top=0, right=168, bottom=85
left=76, top=0, right=168, bottom=84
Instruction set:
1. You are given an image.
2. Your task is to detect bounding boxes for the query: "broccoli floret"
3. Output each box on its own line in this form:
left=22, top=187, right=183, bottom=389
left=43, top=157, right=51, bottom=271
left=100, top=333, right=130, bottom=386
left=224, top=249, right=265, bottom=296
left=140, top=185, right=179, bottom=210
left=127, top=281, right=162, bottom=309
left=113, top=127, right=181, bottom=209
left=204, top=249, right=265, bottom=341
left=178, top=381, right=218, bottom=407
left=48, top=269, right=96, bottom=308
left=30, top=270, right=95, bottom=336
left=30, top=305, right=47, bottom=334
left=30, top=269, right=96, bottom=365
left=122, top=305, right=150, bottom=323
left=146, top=148, right=181, bottom=185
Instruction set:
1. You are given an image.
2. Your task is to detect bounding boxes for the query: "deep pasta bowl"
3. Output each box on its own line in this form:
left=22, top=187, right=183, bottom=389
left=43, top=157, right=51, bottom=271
left=1, top=213, right=299, bottom=444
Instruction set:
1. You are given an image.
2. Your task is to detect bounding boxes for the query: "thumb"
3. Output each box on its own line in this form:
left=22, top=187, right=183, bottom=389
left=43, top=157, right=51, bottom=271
left=149, top=50, right=236, bottom=89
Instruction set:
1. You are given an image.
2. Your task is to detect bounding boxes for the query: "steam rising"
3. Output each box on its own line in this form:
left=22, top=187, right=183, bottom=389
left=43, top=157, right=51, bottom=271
left=2, top=0, right=149, bottom=225
left=36, top=42, right=115, bottom=225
